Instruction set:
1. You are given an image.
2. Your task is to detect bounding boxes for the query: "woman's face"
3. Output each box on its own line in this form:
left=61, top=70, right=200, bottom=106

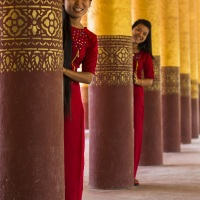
left=64, top=0, right=91, bottom=19
left=132, top=24, right=149, bottom=44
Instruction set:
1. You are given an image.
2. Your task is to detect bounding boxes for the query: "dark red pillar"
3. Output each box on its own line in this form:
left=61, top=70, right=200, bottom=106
left=140, top=56, right=163, bottom=165
left=191, top=81, right=199, bottom=139
left=0, top=1, right=64, bottom=199
left=89, top=36, right=134, bottom=189
left=191, top=102, right=199, bottom=138
left=180, top=74, right=192, bottom=143
left=199, top=85, right=200, bottom=136
left=162, top=67, right=181, bottom=152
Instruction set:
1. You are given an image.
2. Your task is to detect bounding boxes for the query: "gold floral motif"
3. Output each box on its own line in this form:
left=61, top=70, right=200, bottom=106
left=0, top=0, right=62, bottom=73
left=41, top=10, right=60, bottom=37
left=144, top=56, right=161, bottom=92
left=2, top=6, right=61, bottom=39
left=0, top=0, right=60, bottom=6
left=92, top=71, right=132, bottom=86
left=0, top=50, right=62, bottom=73
left=29, top=9, right=42, bottom=36
left=91, top=35, right=133, bottom=86
left=161, top=67, right=180, bottom=95
left=3, top=9, right=27, bottom=37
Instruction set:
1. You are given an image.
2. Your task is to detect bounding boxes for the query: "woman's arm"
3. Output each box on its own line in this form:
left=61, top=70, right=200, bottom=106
left=63, top=67, right=94, bottom=84
left=134, top=52, right=154, bottom=87
left=133, top=73, right=153, bottom=86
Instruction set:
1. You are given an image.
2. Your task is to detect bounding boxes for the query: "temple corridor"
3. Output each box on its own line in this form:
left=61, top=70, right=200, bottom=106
left=1, top=0, right=200, bottom=199
left=83, top=134, right=200, bottom=200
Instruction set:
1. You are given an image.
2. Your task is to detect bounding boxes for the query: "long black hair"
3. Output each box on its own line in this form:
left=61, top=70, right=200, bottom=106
left=132, top=19, right=154, bottom=58
left=63, top=5, right=72, bottom=116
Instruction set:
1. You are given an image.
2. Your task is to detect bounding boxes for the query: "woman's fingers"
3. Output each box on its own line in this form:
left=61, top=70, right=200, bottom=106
left=133, top=73, right=138, bottom=83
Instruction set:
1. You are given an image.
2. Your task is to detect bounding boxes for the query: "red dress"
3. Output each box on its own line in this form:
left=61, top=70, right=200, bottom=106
left=64, top=26, right=98, bottom=200
left=133, top=50, right=154, bottom=178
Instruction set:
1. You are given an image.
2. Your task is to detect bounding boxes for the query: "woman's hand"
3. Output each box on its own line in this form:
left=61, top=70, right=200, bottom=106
left=63, top=67, right=94, bottom=84
left=63, top=67, right=67, bottom=74
left=133, top=73, right=140, bottom=85
left=133, top=73, right=153, bottom=86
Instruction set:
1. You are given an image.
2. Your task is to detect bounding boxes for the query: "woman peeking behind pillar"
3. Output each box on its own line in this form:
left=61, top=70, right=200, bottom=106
left=132, top=19, right=154, bottom=186
left=62, top=0, right=98, bottom=199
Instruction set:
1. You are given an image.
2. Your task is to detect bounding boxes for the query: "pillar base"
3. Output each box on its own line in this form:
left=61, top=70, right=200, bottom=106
left=191, top=98, right=199, bottom=139
left=140, top=91, right=163, bottom=165
left=89, top=85, right=134, bottom=189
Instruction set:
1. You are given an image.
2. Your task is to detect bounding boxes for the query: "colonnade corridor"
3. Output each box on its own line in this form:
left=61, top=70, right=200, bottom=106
left=83, top=133, right=200, bottom=200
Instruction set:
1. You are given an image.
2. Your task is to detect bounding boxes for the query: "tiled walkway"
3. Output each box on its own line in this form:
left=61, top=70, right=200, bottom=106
left=83, top=136, right=200, bottom=200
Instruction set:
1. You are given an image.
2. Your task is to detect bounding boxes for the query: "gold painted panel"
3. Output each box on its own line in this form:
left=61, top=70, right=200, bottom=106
left=0, top=0, right=62, bottom=73
left=197, top=1, right=200, bottom=83
left=91, top=36, right=133, bottom=86
left=189, top=0, right=198, bottom=80
left=160, top=0, right=180, bottom=67
left=179, top=0, right=190, bottom=74
left=88, top=0, right=132, bottom=36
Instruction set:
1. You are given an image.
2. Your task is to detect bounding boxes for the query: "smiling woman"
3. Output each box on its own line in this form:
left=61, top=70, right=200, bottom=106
left=62, top=0, right=98, bottom=200
left=132, top=19, right=154, bottom=186
left=64, top=0, right=92, bottom=22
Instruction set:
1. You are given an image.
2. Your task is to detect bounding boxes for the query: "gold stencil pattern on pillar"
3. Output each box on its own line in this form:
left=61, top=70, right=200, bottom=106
left=191, top=80, right=199, bottom=99
left=0, top=0, right=62, bottom=73
left=180, top=74, right=191, bottom=97
left=91, top=36, right=132, bottom=86
left=161, top=67, right=180, bottom=95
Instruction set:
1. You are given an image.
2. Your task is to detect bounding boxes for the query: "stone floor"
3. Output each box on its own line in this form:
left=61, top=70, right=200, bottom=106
left=83, top=136, right=200, bottom=200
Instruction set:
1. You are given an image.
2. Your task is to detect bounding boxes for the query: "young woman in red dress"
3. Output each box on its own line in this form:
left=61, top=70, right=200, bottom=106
left=62, top=0, right=98, bottom=199
left=132, top=19, right=154, bottom=186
